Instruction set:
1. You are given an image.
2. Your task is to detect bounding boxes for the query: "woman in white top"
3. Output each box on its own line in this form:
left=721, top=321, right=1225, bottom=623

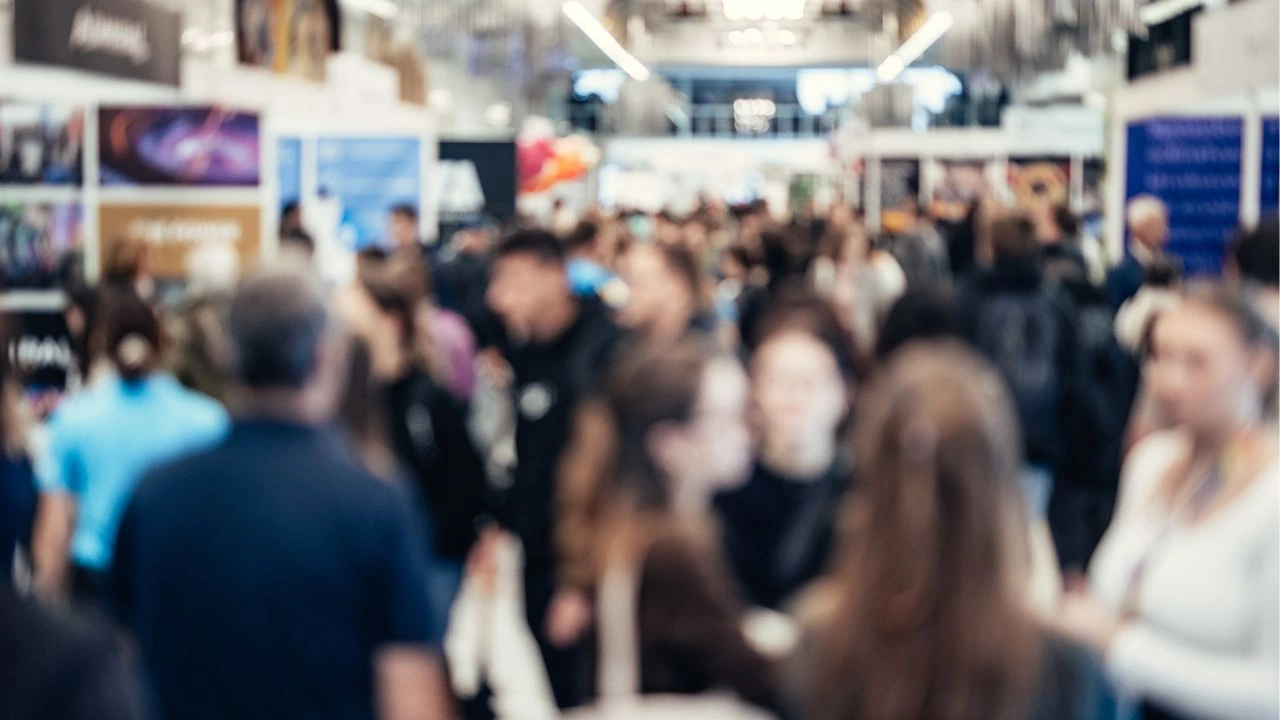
left=1058, top=284, right=1279, bottom=720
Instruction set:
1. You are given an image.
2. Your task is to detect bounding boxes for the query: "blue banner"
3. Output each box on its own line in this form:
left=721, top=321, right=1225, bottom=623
left=278, top=136, right=302, bottom=212
left=1262, top=116, right=1279, bottom=214
left=1126, top=117, right=1243, bottom=275
left=316, top=137, right=421, bottom=249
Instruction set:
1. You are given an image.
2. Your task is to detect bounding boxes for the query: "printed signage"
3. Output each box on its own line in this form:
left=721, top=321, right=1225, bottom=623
left=316, top=137, right=421, bottom=249
left=13, top=0, right=182, bottom=87
left=278, top=136, right=303, bottom=212
left=99, top=107, right=262, bottom=187
left=436, top=141, right=517, bottom=237
left=878, top=158, right=920, bottom=233
left=1262, top=116, right=1279, bottom=214
left=6, top=309, right=76, bottom=396
left=99, top=204, right=262, bottom=279
left=1126, top=117, right=1243, bottom=275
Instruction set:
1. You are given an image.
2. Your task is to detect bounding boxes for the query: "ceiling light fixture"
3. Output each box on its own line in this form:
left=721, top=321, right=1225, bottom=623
left=778, top=29, right=797, bottom=45
left=743, top=27, right=763, bottom=43
left=563, top=1, right=652, bottom=82
left=1138, top=0, right=1207, bottom=25
left=876, top=10, right=953, bottom=82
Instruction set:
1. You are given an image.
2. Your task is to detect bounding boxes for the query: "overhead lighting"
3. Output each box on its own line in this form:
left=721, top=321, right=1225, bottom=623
left=778, top=29, right=797, bottom=45
left=724, top=0, right=744, bottom=20
left=563, top=1, right=651, bottom=82
left=785, top=0, right=806, bottom=20
left=341, top=0, right=399, bottom=20
left=724, top=0, right=805, bottom=21
left=743, top=27, right=763, bottom=43
left=876, top=10, right=953, bottom=82
left=1139, top=0, right=1207, bottom=25
left=728, top=30, right=746, bottom=45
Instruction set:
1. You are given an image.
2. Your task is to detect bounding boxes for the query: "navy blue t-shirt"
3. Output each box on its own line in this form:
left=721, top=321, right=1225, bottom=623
left=111, top=421, right=434, bottom=720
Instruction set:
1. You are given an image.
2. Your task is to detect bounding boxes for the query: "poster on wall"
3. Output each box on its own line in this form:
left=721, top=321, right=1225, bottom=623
left=436, top=141, right=517, bottom=238
left=878, top=158, right=920, bottom=233
left=12, top=0, right=181, bottom=86
left=236, top=0, right=340, bottom=82
left=99, top=107, right=261, bottom=187
left=99, top=204, right=262, bottom=279
left=0, top=103, right=84, bottom=185
left=0, top=203, right=82, bottom=291
left=1126, top=117, right=1242, bottom=276
left=924, top=159, right=988, bottom=222
left=1262, top=116, right=1279, bottom=214
left=278, top=136, right=303, bottom=213
left=316, top=137, right=421, bottom=249
left=1008, top=157, right=1071, bottom=209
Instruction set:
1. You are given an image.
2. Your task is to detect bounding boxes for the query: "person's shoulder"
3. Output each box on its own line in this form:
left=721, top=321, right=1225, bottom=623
left=1033, top=631, right=1108, bottom=719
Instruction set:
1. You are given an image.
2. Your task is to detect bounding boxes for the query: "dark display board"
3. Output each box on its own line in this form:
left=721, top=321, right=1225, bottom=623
left=13, top=0, right=181, bottom=86
left=877, top=158, right=920, bottom=233
left=1262, top=116, right=1279, bottom=214
left=437, top=140, right=518, bottom=237
left=1126, top=117, right=1243, bottom=276
left=99, top=107, right=262, bottom=187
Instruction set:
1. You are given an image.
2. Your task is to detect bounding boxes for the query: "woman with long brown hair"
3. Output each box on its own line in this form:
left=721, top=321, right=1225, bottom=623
left=555, top=339, right=777, bottom=709
left=793, top=342, right=1105, bottom=720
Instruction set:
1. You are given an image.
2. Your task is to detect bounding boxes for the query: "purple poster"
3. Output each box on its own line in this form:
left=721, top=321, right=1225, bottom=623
left=99, top=106, right=261, bottom=187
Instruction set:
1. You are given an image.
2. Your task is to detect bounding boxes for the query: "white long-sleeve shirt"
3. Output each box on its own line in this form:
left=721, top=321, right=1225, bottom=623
left=1090, top=430, right=1279, bottom=720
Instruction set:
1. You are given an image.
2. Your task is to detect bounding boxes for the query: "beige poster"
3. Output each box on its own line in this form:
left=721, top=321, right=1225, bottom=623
left=99, top=204, right=261, bottom=279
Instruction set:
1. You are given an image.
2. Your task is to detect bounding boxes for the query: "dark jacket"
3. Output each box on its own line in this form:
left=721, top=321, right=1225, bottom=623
left=956, top=259, right=1079, bottom=469
left=1106, top=251, right=1145, bottom=312
left=715, top=459, right=851, bottom=610
left=384, top=369, right=489, bottom=560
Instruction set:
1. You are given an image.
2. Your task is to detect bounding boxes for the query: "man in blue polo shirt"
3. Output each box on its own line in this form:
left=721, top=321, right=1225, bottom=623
left=111, top=265, right=448, bottom=720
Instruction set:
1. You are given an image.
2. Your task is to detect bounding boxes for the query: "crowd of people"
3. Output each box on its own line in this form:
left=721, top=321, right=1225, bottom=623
left=0, top=192, right=1277, bottom=720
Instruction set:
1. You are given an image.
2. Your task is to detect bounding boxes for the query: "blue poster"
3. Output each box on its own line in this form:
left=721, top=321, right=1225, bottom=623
left=1262, top=116, right=1279, bottom=214
left=1126, top=117, right=1243, bottom=275
left=316, top=137, right=421, bottom=249
left=278, top=136, right=302, bottom=212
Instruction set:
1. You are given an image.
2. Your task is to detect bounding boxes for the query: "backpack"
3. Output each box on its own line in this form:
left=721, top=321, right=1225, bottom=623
left=973, top=291, right=1064, bottom=465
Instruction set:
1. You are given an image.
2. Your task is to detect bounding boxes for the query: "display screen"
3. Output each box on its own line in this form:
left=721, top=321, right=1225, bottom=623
left=99, top=106, right=261, bottom=187
left=0, top=203, right=82, bottom=291
left=0, top=103, right=84, bottom=185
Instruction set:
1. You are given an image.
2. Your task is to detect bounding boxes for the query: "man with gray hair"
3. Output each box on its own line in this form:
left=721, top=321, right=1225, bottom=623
left=1108, top=194, right=1170, bottom=310
left=111, top=264, right=451, bottom=720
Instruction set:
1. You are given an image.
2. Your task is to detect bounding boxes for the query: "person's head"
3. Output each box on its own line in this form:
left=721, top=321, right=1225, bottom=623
left=454, top=219, right=496, bottom=257
left=1127, top=194, right=1170, bottom=251
left=751, top=294, right=858, bottom=464
left=488, top=230, right=570, bottom=341
left=387, top=204, right=420, bottom=250
left=814, top=342, right=1039, bottom=720
left=279, top=228, right=316, bottom=261
left=280, top=201, right=302, bottom=233
left=875, top=288, right=960, bottom=363
left=569, top=340, right=752, bottom=518
left=102, top=291, right=162, bottom=383
left=103, top=236, right=152, bottom=287
left=681, top=217, right=709, bottom=255
left=351, top=256, right=441, bottom=382
left=563, top=220, right=600, bottom=261
left=618, top=243, right=702, bottom=340
left=1147, top=283, right=1278, bottom=437
left=1228, top=217, right=1279, bottom=289
left=985, top=212, right=1039, bottom=264
left=228, top=264, right=343, bottom=421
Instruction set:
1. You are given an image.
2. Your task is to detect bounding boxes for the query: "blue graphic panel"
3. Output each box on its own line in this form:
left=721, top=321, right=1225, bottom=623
left=316, top=137, right=421, bottom=249
left=1261, top=116, right=1279, bottom=214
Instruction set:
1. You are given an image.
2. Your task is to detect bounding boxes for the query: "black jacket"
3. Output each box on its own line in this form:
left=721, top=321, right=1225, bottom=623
left=384, top=369, right=488, bottom=559
left=955, top=260, right=1080, bottom=469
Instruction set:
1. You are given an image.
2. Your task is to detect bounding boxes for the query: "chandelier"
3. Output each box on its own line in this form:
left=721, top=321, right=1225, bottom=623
left=865, top=0, right=1144, bottom=81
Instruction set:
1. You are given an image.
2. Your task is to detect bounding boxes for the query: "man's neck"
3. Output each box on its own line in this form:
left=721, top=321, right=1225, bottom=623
left=230, top=388, right=327, bottom=427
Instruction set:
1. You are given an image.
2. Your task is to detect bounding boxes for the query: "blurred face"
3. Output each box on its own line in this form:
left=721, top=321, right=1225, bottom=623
left=657, top=358, right=753, bottom=493
left=1148, top=302, right=1266, bottom=433
left=619, top=246, right=688, bottom=331
left=487, top=253, right=566, bottom=340
left=1132, top=214, right=1169, bottom=250
left=753, top=331, right=849, bottom=447
left=683, top=223, right=708, bottom=254
left=388, top=212, right=417, bottom=249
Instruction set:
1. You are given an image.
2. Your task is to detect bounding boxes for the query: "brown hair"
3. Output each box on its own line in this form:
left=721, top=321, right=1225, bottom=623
left=358, top=256, right=451, bottom=386
left=0, top=317, right=22, bottom=457
left=339, top=336, right=397, bottom=480
left=557, top=340, right=716, bottom=589
left=811, top=342, right=1041, bottom=720
left=102, top=291, right=162, bottom=383
left=986, top=212, right=1039, bottom=262
left=103, top=236, right=150, bottom=284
